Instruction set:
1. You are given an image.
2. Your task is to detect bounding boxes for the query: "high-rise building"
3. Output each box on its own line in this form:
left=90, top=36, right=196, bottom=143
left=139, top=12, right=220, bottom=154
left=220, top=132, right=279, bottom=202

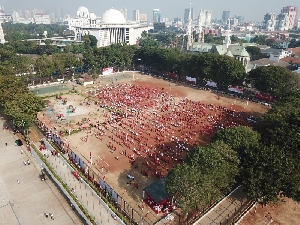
left=199, top=10, right=212, bottom=27
left=34, top=13, right=51, bottom=24
left=222, top=11, right=230, bottom=22
left=281, top=6, right=298, bottom=29
left=120, top=8, right=128, bottom=20
left=139, top=13, right=147, bottom=23
left=262, top=13, right=289, bottom=31
left=133, top=10, right=139, bottom=22
left=234, top=15, right=245, bottom=23
left=153, top=9, right=161, bottom=23
left=184, top=7, right=193, bottom=23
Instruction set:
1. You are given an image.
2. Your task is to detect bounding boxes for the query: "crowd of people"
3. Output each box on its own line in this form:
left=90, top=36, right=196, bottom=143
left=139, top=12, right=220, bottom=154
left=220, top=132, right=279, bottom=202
left=38, top=83, right=255, bottom=178
left=83, top=83, right=254, bottom=176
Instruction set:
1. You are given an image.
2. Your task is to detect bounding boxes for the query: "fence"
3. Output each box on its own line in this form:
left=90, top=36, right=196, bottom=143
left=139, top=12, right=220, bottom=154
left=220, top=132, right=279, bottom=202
left=35, top=119, right=151, bottom=225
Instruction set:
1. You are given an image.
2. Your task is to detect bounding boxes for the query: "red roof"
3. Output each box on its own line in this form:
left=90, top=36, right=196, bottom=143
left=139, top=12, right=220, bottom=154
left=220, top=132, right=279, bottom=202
left=280, top=56, right=300, bottom=64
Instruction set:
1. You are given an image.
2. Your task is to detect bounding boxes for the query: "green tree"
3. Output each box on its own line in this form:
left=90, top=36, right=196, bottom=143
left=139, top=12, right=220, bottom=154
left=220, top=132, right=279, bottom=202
left=34, top=54, right=55, bottom=83
left=254, top=95, right=300, bottom=153
left=166, top=141, right=239, bottom=213
left=4, top=92, right=45, bottom=128
left=241, top=144, right=300, bottom=204
left=252, top=35, right=268, bottom=45
left=265, top=39, right=276, bottom=47
left=246, top=46, right=267, bottom=60
left=288, top=38, right=300, bottom=48
left=211, top=126, right=260, bottom=158
left=247, top=65, right=300, bottom=97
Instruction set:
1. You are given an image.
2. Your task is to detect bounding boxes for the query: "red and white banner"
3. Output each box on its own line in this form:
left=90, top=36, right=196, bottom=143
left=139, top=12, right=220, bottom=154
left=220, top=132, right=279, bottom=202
left=228, top=85, right=244, bottom=94
left=186, top=76, right=196, bottom=83
left=102, top=67, right=114, bottom=76
left=205, top=81, right=217, bottom=88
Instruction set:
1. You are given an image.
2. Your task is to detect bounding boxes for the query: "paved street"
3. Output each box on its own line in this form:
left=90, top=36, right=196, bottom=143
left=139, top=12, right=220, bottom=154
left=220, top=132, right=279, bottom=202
left=194, top=187, right=248, bottom=225
left=34, top=139, right=123, bottom=225
left=0, top=120, right=82, bottom=225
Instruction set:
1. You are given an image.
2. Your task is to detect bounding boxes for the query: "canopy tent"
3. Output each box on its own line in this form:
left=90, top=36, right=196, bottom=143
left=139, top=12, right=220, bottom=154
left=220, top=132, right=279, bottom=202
left=143, top=178, right=168, bottom=205
left=143, top=178, right=175, bottom=214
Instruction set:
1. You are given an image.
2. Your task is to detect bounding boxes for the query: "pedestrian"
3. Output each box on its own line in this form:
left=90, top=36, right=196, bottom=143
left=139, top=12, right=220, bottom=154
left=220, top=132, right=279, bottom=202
left=50, top=213, right=54, bottom=220
left=5, top=143, right=7, bottom=146
left=17, top=180, right=20, bottom=184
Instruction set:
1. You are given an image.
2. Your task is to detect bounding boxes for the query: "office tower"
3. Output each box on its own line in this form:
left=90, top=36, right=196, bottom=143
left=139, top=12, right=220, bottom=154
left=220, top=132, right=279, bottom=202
left=234, top=15, right=245, bottom=23
left=133, top=9, right=139, bottom=22
left=222, top=11, right=230, bottom=22
left=153, top=9, right=161, bottom=22
left=281, top=6, right=298, bottom=29
left=199, top=10, right=212, bottom=27
left=120, top=8, right=128, bottom=20
left=184, top=7, right=193, bottom=23
left=139, top=14, right=147, bottom=23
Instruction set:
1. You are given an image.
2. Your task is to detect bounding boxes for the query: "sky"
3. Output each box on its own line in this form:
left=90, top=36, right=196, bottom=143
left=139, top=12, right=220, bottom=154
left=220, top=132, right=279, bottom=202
left=1, top=0, right=300, bottom=21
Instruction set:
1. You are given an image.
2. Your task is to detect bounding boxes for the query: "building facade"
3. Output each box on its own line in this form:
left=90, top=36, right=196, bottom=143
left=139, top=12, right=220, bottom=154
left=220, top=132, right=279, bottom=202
left=0, top=6, right=12, bottom=23
left=139, top=14, right=147, bottom=23
left=222, top=11, right=230, bottom=22
left=34, top=14, right=51, bottom=24
left=263, top=13, right=289, bottom=31
left=184, top=7, right=193, bottom=24
left=69, top=7, right=148, bottom=48
left=133, top=10, right=139, bottom=22
left=0, top=22, right=5, bottom=43
left=281, top=6, right=298, bottom=29
left=153, top=9, right=161, bottom=23
left=199, top=10, right=212, bottom=27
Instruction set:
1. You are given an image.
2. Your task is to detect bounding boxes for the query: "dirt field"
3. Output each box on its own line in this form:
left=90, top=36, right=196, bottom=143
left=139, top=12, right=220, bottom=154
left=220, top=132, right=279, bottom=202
left=36, top=72, right=270, bottom=224
left=238, top=198, right=300, bottom=225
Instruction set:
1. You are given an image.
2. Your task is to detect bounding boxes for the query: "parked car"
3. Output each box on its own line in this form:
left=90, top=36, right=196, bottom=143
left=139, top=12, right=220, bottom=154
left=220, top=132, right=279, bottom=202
left=15, top=139, right=23, bottom=146
left=72, top=171, right=80, bottom=180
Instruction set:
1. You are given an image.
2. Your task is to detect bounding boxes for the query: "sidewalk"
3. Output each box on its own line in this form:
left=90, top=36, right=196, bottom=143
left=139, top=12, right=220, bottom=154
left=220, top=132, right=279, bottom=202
left=193, top=187, right=248, bottom=225
left=32, top=140, right=123, bottom=225
left=0, top=123, right=82, bottom=225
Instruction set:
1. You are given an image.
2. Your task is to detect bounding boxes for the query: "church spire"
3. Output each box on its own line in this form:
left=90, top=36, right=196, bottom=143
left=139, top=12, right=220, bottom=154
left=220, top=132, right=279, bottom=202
left=187, top=3, right=192, bottom=36
left=224, top=18, right=231, bottom=49
left=0, top=22, right=5, bottom=44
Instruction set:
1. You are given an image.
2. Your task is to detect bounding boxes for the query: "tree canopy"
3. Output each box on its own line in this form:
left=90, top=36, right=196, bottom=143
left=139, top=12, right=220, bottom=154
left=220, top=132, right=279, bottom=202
left=0, top=75, right=44, bottom=127
left=166, top=141, right=239, bottom=213
left=247, top=65, right=300, bottom=97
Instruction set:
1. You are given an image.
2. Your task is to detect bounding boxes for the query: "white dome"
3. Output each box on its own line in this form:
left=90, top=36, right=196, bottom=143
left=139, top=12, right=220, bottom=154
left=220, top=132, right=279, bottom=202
left=90, top=13, right=97, bottom=20
left=77, top=6, right=89, bottom=18
left=101, top=9, right=126, bottom=24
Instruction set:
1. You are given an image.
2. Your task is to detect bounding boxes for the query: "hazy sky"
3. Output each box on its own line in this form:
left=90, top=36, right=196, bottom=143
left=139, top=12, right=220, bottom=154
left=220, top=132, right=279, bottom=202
left=1, top=0, right=300, bottom=21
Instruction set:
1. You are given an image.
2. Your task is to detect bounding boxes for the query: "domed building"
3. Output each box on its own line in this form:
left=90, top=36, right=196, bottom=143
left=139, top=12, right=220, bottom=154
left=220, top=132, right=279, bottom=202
left=68, top=7, right=148, bottom=47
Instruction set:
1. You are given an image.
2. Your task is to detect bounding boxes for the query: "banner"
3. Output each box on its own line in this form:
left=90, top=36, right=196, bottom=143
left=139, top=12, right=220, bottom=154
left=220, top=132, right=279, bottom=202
left=102, top=67, right=114, bottom=76
left=186, top=76, right=196, bottom=83
left=205, top=81, right=217, bottom=87
left=228, top=85, right=244, bottom=94
left=255, top=93, right=274, bottom=101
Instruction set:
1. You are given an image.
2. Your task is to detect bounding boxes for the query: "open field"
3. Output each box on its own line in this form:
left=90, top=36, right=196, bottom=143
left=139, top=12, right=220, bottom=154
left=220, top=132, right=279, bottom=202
left=238, top=198, right=300, bottom=225
left=35, top=72, right=270, bottom=224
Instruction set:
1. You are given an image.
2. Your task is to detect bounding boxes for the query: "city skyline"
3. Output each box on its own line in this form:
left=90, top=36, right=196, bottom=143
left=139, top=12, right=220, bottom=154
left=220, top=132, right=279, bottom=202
left=2, top=0, right=300, bottom=21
